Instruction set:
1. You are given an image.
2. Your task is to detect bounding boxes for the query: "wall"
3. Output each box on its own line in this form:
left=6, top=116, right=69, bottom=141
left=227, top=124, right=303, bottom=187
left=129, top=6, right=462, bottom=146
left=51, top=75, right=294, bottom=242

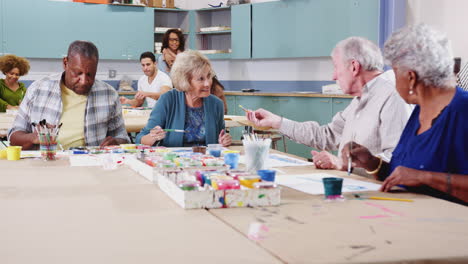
left=8, top=0, right=465, bottom=91
left=407, top=0, right=467, bottom=64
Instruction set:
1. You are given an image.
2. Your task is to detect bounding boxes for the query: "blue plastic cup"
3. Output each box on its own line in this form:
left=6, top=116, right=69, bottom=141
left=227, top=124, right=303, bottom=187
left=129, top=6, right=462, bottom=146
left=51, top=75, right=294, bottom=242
left=322, top=177, right=343, bottom=198
left=257, top=169, right=276, bottom=182
left=224, top=152, right=240, bottom=169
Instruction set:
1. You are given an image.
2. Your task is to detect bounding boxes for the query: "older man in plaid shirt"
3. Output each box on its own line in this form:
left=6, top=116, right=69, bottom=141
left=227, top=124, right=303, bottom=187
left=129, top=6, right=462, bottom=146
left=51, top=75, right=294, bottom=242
left=9, top=41, right=129, bottom=150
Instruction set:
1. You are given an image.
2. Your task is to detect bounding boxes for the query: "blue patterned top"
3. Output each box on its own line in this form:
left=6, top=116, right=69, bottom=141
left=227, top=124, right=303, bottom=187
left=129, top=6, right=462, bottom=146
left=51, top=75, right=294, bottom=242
left=183, top=105, right=206, bottom=146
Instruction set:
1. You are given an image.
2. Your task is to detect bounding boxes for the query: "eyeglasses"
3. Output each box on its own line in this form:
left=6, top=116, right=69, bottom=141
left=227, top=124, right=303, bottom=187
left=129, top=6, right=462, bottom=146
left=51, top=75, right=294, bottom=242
left=169, top=38, right=180, bottom=43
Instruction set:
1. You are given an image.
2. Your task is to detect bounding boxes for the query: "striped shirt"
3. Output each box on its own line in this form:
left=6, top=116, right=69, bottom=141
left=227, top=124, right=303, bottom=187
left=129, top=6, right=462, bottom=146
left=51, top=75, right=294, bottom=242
left=457, top=63, right=468, bottom=91
left=8, top=73, right=129, bottom=146
left=280, top=70, right=412, bottom=161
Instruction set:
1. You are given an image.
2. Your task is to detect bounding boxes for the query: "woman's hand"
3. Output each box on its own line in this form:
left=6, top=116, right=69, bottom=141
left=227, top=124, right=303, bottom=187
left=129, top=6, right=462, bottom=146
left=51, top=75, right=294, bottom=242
left=246, top=108, right=282, bottom=129
left=341, top=142, right=379, bottom=171
left=218, top=129, right=232, bottom=147
left=380, top=166, right=426, bottom=192
left=311, top=150, right=341, bottom=170
left=149, top=126, right=166, bottom=142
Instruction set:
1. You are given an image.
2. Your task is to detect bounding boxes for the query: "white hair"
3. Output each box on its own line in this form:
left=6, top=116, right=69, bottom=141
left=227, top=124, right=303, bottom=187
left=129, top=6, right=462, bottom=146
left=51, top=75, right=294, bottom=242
left=170, top=50, right=213, bottom=92
left=384, top=24, right=454, bottom=88
left=332, top=37, right=384, bottom=71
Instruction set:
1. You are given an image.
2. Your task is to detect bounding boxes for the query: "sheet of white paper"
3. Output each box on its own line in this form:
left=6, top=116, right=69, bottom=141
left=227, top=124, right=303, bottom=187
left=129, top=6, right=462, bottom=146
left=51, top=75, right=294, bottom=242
left=276, top=173, right=381, bottom=195
left=69, top=155, right=102, bottom=167
left=239, top=153, right=312, bottom=167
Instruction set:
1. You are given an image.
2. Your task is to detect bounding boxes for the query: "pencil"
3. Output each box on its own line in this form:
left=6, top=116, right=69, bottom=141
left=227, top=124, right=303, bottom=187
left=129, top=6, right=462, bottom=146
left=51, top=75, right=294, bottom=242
left=354, top=194, right=413, bottom=202
left=368, top=196, right=413, bottom=202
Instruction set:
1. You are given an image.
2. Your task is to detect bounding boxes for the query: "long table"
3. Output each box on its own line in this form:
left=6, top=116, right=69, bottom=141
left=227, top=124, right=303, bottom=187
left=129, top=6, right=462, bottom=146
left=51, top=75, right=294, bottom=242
left=0, top=113, right=248, bottom=135
left=1, top=149, right=467, bottom=263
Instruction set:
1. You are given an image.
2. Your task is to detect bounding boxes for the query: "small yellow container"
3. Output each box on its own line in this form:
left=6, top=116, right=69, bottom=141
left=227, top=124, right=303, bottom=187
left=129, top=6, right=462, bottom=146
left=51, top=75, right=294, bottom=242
left=120, top=144, right=136, bottom=150
left=0, top=149, right=7, bottom=159
left=7, top=146, right=22, bottom=161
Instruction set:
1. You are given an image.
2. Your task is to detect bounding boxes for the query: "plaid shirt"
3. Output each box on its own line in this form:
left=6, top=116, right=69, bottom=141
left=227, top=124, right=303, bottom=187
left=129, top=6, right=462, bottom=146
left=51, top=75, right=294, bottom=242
left=8, top=73, right=129, bottom=146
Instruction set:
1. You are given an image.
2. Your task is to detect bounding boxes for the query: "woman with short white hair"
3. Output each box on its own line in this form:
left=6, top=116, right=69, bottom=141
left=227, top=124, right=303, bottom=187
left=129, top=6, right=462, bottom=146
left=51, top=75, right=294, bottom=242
left=136, top=50, right=231, bottom=147
left=343, top=24, right=468, bottom=205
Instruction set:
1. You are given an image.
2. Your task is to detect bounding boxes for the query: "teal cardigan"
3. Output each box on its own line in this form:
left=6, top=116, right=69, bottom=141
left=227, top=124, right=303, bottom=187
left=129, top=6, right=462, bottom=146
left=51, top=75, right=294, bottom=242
left=136, top=89, right=225, bottom=147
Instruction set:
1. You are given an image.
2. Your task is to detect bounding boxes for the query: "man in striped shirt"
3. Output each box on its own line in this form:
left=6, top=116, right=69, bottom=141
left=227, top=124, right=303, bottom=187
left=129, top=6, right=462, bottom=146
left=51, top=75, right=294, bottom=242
left=247, top=37, right=412, bottom=172
left=9, top=41, right=129, bottom=150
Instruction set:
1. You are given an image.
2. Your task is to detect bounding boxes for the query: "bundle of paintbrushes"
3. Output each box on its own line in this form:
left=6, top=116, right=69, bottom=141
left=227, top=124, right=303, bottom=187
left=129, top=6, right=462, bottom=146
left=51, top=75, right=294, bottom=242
left=242, top=131, right=271, bottom=172
left=32, top=120, right=62, bottom=161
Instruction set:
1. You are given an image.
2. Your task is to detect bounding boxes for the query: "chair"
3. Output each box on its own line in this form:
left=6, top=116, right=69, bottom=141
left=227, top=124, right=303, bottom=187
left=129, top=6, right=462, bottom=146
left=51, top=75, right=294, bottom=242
left=253, top=129, right=288, bottom=152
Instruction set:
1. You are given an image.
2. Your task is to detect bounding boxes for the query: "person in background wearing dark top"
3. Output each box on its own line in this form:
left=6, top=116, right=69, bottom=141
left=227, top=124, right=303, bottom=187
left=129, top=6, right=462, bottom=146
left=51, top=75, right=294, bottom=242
left=0, top=55, right=30, bottom=112
left=9, top=40, right=129, bottom=150
left=158, top=28, right=185, bottom=75
left=342, top=24, right=468, bottom=205
left=136, top=50, right=231, bottom=147
left=211, top=76, right=228, bottom=114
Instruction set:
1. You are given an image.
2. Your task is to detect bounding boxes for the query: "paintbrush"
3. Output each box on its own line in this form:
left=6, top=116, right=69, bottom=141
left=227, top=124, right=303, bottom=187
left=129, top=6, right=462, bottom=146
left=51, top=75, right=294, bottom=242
left=164, top=129, right=187, bottom=133
left=238, top=104, right=249, bottom=112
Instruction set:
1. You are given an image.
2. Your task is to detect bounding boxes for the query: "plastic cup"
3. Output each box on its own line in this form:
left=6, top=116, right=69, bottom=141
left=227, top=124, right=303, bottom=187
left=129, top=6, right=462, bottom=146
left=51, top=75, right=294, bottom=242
left=101, top=153, right=118, bottom=170
left=40, top=144, right=57, bottom=161
left=243, top=138, right=271, bottom=172
left=224, top=151, right=240, bottom=169
left=257, top=169, right=276, bottom=182
left=322, top=177, right=343, bottom=199
left=7, top=146, right=22, bottom=161
left=207, top=144, right=222, bottom=157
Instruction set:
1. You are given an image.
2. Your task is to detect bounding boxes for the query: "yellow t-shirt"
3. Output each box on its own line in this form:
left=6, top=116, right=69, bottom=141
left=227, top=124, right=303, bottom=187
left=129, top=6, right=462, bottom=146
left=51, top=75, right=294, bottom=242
left=57, top=81, right=87, bottom=149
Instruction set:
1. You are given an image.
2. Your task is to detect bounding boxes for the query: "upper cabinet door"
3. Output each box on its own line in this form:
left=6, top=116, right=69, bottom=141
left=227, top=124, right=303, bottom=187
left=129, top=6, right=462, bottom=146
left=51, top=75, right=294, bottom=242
left=0, top=0, right=4, bottom=55
left=3, top=0, right=76, bottom=58
left=252, top=0, right=380, bottom=59
left=3, top=0, right=153, bottom=60
left=231, top=4, right=251, bottom=59
left=70, top=4, right=153, bottom=60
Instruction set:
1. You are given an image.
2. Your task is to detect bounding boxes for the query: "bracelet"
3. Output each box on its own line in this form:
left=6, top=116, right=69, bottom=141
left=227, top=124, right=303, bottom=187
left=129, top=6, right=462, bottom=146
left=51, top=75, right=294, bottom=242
left=365, top=157, right=383, bottom=174
left=446, top=173, right=452, bottom=195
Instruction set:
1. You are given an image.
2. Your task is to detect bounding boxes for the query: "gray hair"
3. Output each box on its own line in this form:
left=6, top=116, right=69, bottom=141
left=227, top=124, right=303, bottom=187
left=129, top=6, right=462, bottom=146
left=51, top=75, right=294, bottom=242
left=384, top=24, right=454, bottom=88
left=332, top=37, right=384, bottom=71
left=67, top=40, right=99, bottom=61
left=171, top=50, right=213, bottom=92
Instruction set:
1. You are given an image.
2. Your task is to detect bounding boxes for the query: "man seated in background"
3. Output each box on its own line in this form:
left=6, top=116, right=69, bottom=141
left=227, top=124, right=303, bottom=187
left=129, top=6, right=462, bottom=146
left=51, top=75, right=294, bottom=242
left=247, top=37, right=412, bottom=173
left=120, top=52, right=172, bottom=108
left=9, top=40, right=129, bottom=150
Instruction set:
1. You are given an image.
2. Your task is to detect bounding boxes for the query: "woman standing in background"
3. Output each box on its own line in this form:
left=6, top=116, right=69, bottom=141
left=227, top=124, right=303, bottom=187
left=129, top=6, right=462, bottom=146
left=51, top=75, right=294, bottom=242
left=0, top=55, right=30, bottom=112
left=158, top=28, right=185, bottom=75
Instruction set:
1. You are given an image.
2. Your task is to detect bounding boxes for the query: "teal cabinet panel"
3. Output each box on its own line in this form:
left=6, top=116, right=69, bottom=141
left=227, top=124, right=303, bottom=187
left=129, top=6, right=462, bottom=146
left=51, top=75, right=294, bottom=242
left=70, top=4, right=153, bottom=60
left=0, top=0, right=4, bottom=54
left=277, top=97, right=332, bottom=158
left=252, top=0, right=380, bottom=58
left=226, top=95, right=237, bottom=115
left=331, top=98, right=353, bottom=117
left=3, top=0, right=152, bottom=60
left=3, top=0, right=76, bottom=58
left=231, top=4, right=251, bottom=59
left=236, top=96, right=279, bottom=113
